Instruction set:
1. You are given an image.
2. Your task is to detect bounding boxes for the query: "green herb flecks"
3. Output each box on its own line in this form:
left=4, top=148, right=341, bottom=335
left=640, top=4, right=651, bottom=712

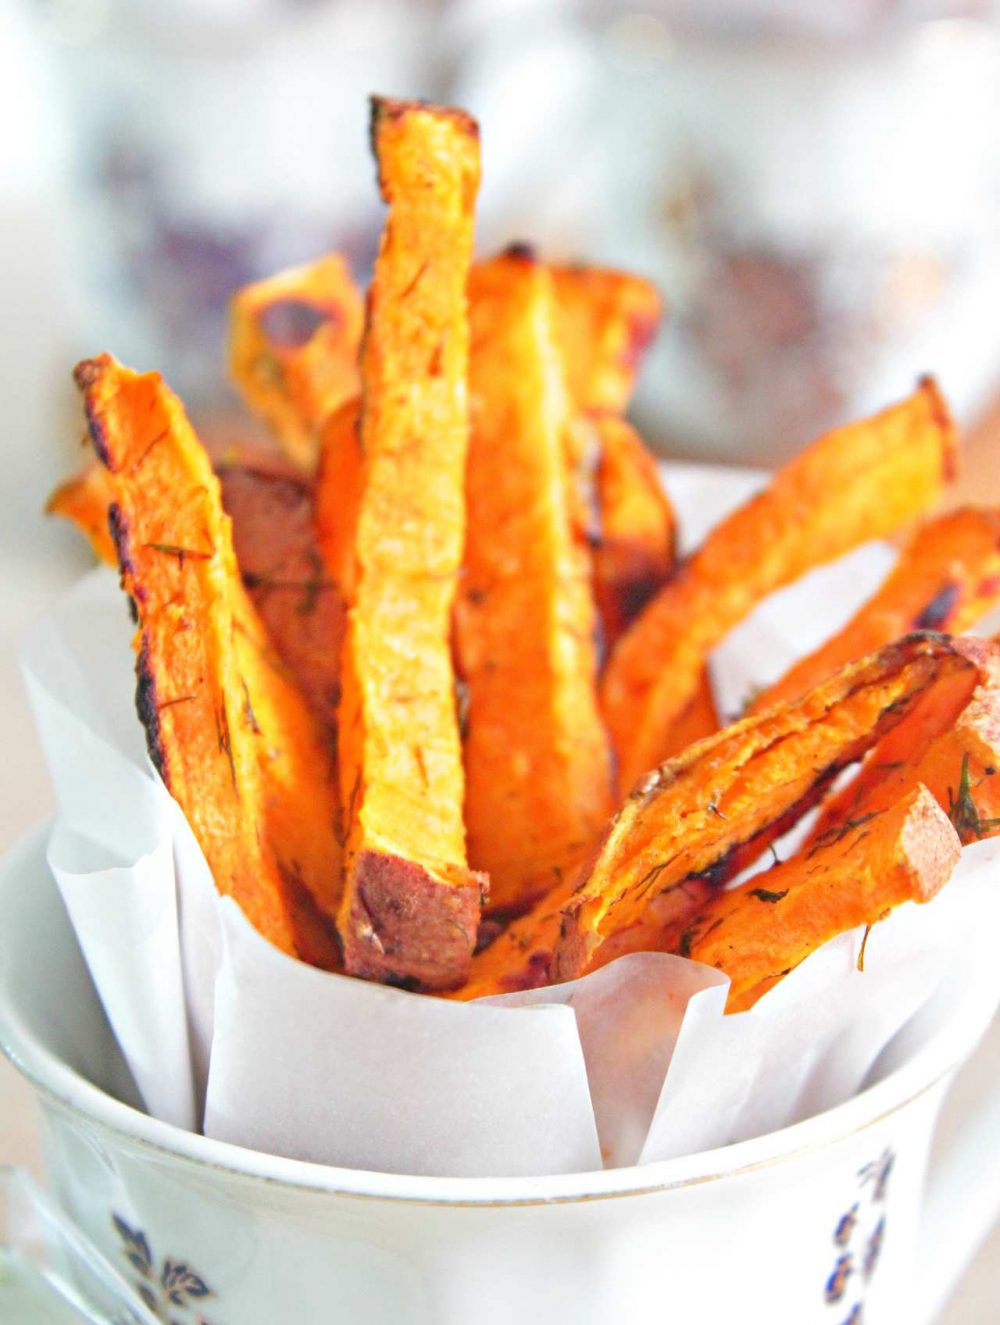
left=947, top=754, right=1000, bottom=841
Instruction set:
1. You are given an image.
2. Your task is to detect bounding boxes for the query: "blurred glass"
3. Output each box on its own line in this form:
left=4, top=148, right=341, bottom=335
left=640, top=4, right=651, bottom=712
left=0, top=1166, right=158, bottom=1323
left=34, top=0, right=444, bottom=412
left=455, top=1, right=1000, bottom=462
left=29, top=0, right=1000, bottom=461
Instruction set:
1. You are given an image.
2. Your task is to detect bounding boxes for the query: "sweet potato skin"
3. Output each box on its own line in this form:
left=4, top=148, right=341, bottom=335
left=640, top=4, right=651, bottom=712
left=458, top=251, right=613, bottom=912
left=77, top=353, right=342, bottom=965
left=603, top=380, right=957, bottom=792
left=337, top=97, right=485, bottom=989
left=216, top=448, right=343, bottom=738
left=229, top=253, right=363, bottom=468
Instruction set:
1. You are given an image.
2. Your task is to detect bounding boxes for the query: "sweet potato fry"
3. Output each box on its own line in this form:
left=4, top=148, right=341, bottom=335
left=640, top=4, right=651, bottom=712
left=675, top=785, right=960, bottom=1013
left=555, top=633, right=983, bottom=982
left=50, top=443, right=345, bottom=742
left=46, top=461, right=116, bottom=564
left=591, top=414, right=677, bottom=650
left=215, top=447, right=343, bottom=737
left=229, top=253, right=364, bottom=468
left=808, top=639, right=1000, bottom=848
left=314, top=395, right=363, bottom=604
left=749, top=508, right=1000, bottom=714
left=657, top=670, right=720, bottom=759
left=552, top=265, right=663, bottom=415
left=603, top=380, right=957, bottom=792
left=457, top=252, right=613, bottom=913
left=76, top=353, right=342, bottom=966
left=337, top=97, right=485, bottom=989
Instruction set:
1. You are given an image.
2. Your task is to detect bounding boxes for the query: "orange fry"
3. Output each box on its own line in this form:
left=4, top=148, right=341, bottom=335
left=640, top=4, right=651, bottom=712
left=750, top=507, right=1000, bottom=714
left=555, top=633, right=983, bottom=983
left=809, top=639, right=1000, bottom=848
left=215, top=446, right=343, bottom=738
left=229, top=253, right=363, bottom=468
left=658, top=669, right=721, bottom=760
left=591, top=414, right=677, bottom=651
left=314, top=395, right=363, bottom=605
left=552, top=264, right=663, bottom=415
left=603, top=380, right=956, bottom=792
left=76, top=354, right=342, bottom=966
left=457, top=251, right=613, bottom=913
left=46, top=461, right=116, bottom=564
left=677, top=785, right=960, bottom=1012
left=337, top=97, right=485, bottom=989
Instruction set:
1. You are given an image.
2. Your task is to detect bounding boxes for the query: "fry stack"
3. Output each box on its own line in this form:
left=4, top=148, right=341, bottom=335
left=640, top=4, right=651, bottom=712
left=49, top=96, right=1000, bottom=1008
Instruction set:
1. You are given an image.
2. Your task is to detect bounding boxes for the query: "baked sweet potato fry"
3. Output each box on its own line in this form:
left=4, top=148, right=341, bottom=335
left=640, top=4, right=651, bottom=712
left=229, top=253, right=364, bottom=468
left=591, top=414, right=677, bottom=650
left=215, top=447, right=343, bottom=737
left=603, top=380, right=957, bottom=791
left=314, top=395, right=363, bottom=604
left=676, top=785, right=960, bottom=1012
left=555, top=633, right=984, bottom=982
left=457, top=251, right=613, bottom=912
left=46, top=461, right=116, bottom=564
left=76, top=353, right=342, bottom=966
left=552, top=264, right=663, bottom=415
left=657, top=669, right=721, bottom=759
left=749, top=508, right=1000, bottom=715
left=808, top=639, right=1000, bottom=848
left=337, top=97, right=485, bottom=989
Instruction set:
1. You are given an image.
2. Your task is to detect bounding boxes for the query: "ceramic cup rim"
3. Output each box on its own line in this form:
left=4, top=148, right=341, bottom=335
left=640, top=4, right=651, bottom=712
left=0, top=823, right=990, bottom=1208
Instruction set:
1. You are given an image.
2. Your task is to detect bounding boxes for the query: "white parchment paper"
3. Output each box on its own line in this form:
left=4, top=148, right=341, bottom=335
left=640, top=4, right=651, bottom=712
left=21, top=465, right=1000, bottom=1176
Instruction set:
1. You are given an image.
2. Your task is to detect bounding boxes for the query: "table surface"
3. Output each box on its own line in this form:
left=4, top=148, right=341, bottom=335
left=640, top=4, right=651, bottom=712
left=2, top=195, right=1000, bottom=1321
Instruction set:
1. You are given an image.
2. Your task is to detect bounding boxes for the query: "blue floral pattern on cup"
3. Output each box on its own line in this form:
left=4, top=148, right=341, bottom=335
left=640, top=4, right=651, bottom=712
left=825, top=1148, right=894, bottom=1320
left=112, top=1215, right=216, bottom=1324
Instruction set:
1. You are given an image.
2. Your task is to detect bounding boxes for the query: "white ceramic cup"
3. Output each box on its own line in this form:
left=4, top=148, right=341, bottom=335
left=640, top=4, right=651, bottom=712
left=1, top=824, right=998, bottom=1325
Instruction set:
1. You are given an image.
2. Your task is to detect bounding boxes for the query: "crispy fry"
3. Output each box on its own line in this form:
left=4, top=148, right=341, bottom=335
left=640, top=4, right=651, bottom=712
left=591, top=415, right=677, bottom=650
left=457, top=251, right=613, bottom=912
left=76, top=353, right=342, bottom=966
left=552, top=265, right=662, bottom=415
left=215, top=447, right=343, bottom=737
left=750, top=508, right=1000, bottom=714
left=337, top=97, right=485, bottom=989
left=51, top=443, right=345, bottom=743
left=555, top=633, right=982, bottom=982
left=603, top=380, right=957, bottom=791
left=809, top=639, right=1000, bottom=848
left=229, top=253, right=364, bottom=468
left=46, top=461, right=116, bottom=564
left=676, top=785, right=960, bottom=1013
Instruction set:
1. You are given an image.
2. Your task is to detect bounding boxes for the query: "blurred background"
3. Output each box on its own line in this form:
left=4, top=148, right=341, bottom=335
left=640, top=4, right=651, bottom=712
left=7, top=0, right=1000, bottom=468
left=2, top=1, right=1000, bottom=1319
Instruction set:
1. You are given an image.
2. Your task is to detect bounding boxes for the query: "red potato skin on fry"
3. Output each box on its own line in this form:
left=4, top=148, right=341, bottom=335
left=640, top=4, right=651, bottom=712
left=217, top=451, right=344, bottom=738
left=344, top=850, right=486, bottom=987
